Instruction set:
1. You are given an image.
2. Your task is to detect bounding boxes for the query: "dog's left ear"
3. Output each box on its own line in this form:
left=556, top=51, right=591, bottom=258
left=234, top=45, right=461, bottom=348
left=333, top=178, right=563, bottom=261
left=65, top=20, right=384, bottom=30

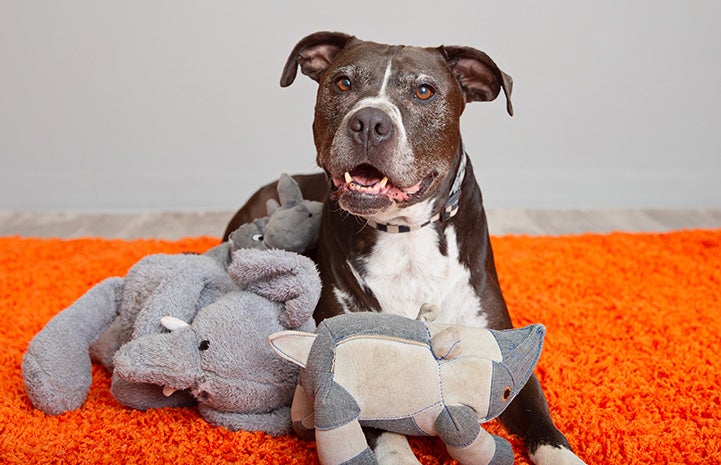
left=439, top=46, right=514, bottom=116
left=281, top=31, right=355, bottom=87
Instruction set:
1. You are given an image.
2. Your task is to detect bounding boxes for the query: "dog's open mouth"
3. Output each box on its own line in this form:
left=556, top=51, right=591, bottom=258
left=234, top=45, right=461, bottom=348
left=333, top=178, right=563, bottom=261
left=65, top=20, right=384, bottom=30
left=331, top=164, right=433, bottom=203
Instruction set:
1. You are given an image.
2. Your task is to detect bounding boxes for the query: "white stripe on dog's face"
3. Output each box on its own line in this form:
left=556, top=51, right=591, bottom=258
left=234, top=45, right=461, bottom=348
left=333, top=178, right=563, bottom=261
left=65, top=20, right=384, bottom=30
left=379, top=60, right=393, bottom=96
left=330, top=58, right=415, bottom=181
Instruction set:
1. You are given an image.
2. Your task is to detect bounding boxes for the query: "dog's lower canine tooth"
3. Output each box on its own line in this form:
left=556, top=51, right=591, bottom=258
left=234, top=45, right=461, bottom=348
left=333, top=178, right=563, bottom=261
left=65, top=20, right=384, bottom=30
left=344, top=172, right=353, bottom=183
left=378, top=176, right=388, bottom=188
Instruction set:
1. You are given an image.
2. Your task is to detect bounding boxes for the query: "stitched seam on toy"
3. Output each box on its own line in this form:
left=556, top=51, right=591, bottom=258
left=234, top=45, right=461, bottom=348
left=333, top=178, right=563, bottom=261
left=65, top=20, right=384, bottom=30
left=335, top=334, right=427, bottom=349
left=358, top=400, right=442, bottom=423
left=432, top=325, right=447, bottom=423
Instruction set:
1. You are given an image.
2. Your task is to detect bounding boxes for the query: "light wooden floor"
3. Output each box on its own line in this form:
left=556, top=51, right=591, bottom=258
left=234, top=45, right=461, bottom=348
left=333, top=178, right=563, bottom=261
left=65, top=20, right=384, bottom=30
left=2, top=209, right=720, bottom=239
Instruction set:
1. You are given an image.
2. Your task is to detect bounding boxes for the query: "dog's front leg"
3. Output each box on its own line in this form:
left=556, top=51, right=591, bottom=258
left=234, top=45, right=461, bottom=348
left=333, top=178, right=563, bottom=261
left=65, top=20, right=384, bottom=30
left=373, top=432, right=422, bottom=465
left=499, top=375, right=587, bottom=465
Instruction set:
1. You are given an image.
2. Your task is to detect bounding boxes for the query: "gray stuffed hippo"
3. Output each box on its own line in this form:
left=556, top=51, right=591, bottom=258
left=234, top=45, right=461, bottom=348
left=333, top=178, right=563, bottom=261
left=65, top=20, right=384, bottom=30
left=268, top=313, right=545, bottom=464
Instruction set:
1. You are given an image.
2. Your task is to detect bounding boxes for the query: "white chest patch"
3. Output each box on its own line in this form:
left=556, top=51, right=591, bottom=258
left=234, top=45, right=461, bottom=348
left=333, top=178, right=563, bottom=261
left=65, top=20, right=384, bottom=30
left=359, top=225, right=487, bottom=328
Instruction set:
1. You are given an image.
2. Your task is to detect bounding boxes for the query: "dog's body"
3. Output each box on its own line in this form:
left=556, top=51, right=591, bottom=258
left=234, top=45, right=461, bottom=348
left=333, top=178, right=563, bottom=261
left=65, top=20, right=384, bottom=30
left=225, top=32, right=585, bottom=465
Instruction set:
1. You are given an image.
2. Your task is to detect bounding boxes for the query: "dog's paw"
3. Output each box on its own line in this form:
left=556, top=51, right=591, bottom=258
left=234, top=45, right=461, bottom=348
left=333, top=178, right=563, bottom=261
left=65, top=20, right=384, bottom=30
left=530, top=445, right=587, bottom=465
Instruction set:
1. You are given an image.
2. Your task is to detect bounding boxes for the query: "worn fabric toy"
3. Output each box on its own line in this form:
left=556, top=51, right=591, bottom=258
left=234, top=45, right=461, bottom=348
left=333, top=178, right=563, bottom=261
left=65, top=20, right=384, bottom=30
left=23, top=245, right=320, bottom=436
left=227, top=173, right=323, bottom=255
left=268, top=313, right=545, bottom=465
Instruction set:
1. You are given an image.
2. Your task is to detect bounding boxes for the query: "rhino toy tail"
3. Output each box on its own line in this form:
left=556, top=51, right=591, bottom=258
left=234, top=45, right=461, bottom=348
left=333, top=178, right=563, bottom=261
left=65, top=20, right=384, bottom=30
left=22, top=277, right=124, bottom=415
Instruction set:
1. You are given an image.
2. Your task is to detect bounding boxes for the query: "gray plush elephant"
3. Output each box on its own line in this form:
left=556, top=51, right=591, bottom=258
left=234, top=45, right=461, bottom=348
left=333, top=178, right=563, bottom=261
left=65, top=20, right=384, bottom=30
left=112, top=248, right=319, bottom=434
left=23, top=247, right=320, bottom=436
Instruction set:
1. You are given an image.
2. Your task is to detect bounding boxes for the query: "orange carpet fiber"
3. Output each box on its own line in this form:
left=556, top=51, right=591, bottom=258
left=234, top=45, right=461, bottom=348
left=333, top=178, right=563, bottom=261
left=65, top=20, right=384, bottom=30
left=2, top=231, right=720, bottom=464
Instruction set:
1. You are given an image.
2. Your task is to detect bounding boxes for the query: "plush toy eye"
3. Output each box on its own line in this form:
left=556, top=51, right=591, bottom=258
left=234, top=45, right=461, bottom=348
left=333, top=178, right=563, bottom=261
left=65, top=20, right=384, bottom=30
left=336, top=77, right=352, bottom=92
left=199, top=340, right=210, bottom=351
left=415, top=84, right=434, bottom=100
left=502, top=387, right=512, bottom=401
left=251, top=234, right=264, bottom=242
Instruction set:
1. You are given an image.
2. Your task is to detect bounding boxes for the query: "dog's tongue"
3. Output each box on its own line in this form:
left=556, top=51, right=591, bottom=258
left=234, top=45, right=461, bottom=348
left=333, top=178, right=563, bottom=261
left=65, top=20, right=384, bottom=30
left=335, top=165, right=422, bottom=201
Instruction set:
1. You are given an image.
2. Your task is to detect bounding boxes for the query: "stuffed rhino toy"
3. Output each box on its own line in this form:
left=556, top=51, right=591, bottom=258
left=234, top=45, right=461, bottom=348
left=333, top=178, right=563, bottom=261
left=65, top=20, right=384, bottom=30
left=268, top=313, right=545, bottom=465
left=23, top=246, right=320, bottom=436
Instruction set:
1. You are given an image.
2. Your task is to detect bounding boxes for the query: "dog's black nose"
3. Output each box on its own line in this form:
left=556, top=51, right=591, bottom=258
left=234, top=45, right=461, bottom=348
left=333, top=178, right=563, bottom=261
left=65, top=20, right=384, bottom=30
left=348, top=107, right=394, bottom=147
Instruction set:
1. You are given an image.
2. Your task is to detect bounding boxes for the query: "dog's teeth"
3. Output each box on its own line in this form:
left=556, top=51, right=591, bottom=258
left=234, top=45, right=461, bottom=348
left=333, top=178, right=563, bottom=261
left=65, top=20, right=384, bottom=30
left=162, top=386, right=177, bottom=397
left=344, top=172, right=353, bottom=184
left=378, top=176, right=388, bottom=188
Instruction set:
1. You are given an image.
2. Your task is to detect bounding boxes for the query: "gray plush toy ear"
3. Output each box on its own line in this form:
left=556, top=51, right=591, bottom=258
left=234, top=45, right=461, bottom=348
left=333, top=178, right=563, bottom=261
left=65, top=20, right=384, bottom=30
left=266, top=198, right=281, bottom=216
left=267, top=330, right=317, bottom=368
left=263, top=174, right=305, bottom=216
left=228, top=248, right=321, bottom=329
left=276, top=173, right=304, bottom=209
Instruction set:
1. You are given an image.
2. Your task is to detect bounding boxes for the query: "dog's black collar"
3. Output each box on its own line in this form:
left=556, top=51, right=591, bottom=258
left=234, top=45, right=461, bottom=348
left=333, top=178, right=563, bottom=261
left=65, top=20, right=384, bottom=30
left=367, top=153, right=466, bottom=234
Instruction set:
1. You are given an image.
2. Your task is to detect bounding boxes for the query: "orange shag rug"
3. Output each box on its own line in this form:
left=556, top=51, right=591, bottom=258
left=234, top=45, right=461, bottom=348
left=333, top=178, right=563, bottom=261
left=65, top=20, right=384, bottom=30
left=1, top=231, right=720, bottom=464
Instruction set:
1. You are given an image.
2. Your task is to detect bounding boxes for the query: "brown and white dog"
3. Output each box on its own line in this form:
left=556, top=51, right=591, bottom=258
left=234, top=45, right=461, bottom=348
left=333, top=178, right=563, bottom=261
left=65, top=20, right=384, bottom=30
left=224, top=31, right=585, bottom=465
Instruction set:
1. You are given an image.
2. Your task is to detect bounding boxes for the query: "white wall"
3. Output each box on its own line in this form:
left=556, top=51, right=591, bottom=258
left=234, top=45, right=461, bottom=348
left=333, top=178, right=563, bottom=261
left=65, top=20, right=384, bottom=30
left=1, top=1, right=720, bottom=211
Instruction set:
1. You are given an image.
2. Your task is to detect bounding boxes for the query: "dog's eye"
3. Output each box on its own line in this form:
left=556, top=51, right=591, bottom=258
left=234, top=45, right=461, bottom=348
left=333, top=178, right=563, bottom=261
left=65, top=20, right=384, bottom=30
left=336, top=77, right=352, bottom=92
left=415, top=84, right=435, bottom=100
left=251, top=233, right=263, bottom=242
left=198, top=340, right=210, bottom=351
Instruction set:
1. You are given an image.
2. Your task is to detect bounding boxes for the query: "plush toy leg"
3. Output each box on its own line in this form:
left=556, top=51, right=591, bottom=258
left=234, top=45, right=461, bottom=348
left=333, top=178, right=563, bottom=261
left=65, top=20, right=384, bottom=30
left=436, top=405, right=514, bottom=465
left=198, top=404, right=294, bottom=437
left=291, top=384, right=316, bottom=440
left=447, top=430, right=514, bottom=465
left=314, top=381, right=375, bottom=465
left=22, top=277, right=124, bottom=415
left=373, top=432, right=423, bottom=465
left=316, top=421, right=375, bottom=465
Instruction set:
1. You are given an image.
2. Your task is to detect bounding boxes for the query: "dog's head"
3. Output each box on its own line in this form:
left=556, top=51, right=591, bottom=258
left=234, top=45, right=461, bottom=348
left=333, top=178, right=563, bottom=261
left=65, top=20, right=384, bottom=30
left=281, top=31, right=513, bottom=219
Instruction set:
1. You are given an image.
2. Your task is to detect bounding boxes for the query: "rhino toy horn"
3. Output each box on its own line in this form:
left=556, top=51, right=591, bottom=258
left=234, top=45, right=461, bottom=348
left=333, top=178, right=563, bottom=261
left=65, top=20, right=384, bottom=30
left=267, top=331, right=317, bottom=368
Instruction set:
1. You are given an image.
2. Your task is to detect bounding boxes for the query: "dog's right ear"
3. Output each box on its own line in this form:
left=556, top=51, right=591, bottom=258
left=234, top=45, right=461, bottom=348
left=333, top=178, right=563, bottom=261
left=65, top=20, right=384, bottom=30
left=281, top=31, right=355, bottom=87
